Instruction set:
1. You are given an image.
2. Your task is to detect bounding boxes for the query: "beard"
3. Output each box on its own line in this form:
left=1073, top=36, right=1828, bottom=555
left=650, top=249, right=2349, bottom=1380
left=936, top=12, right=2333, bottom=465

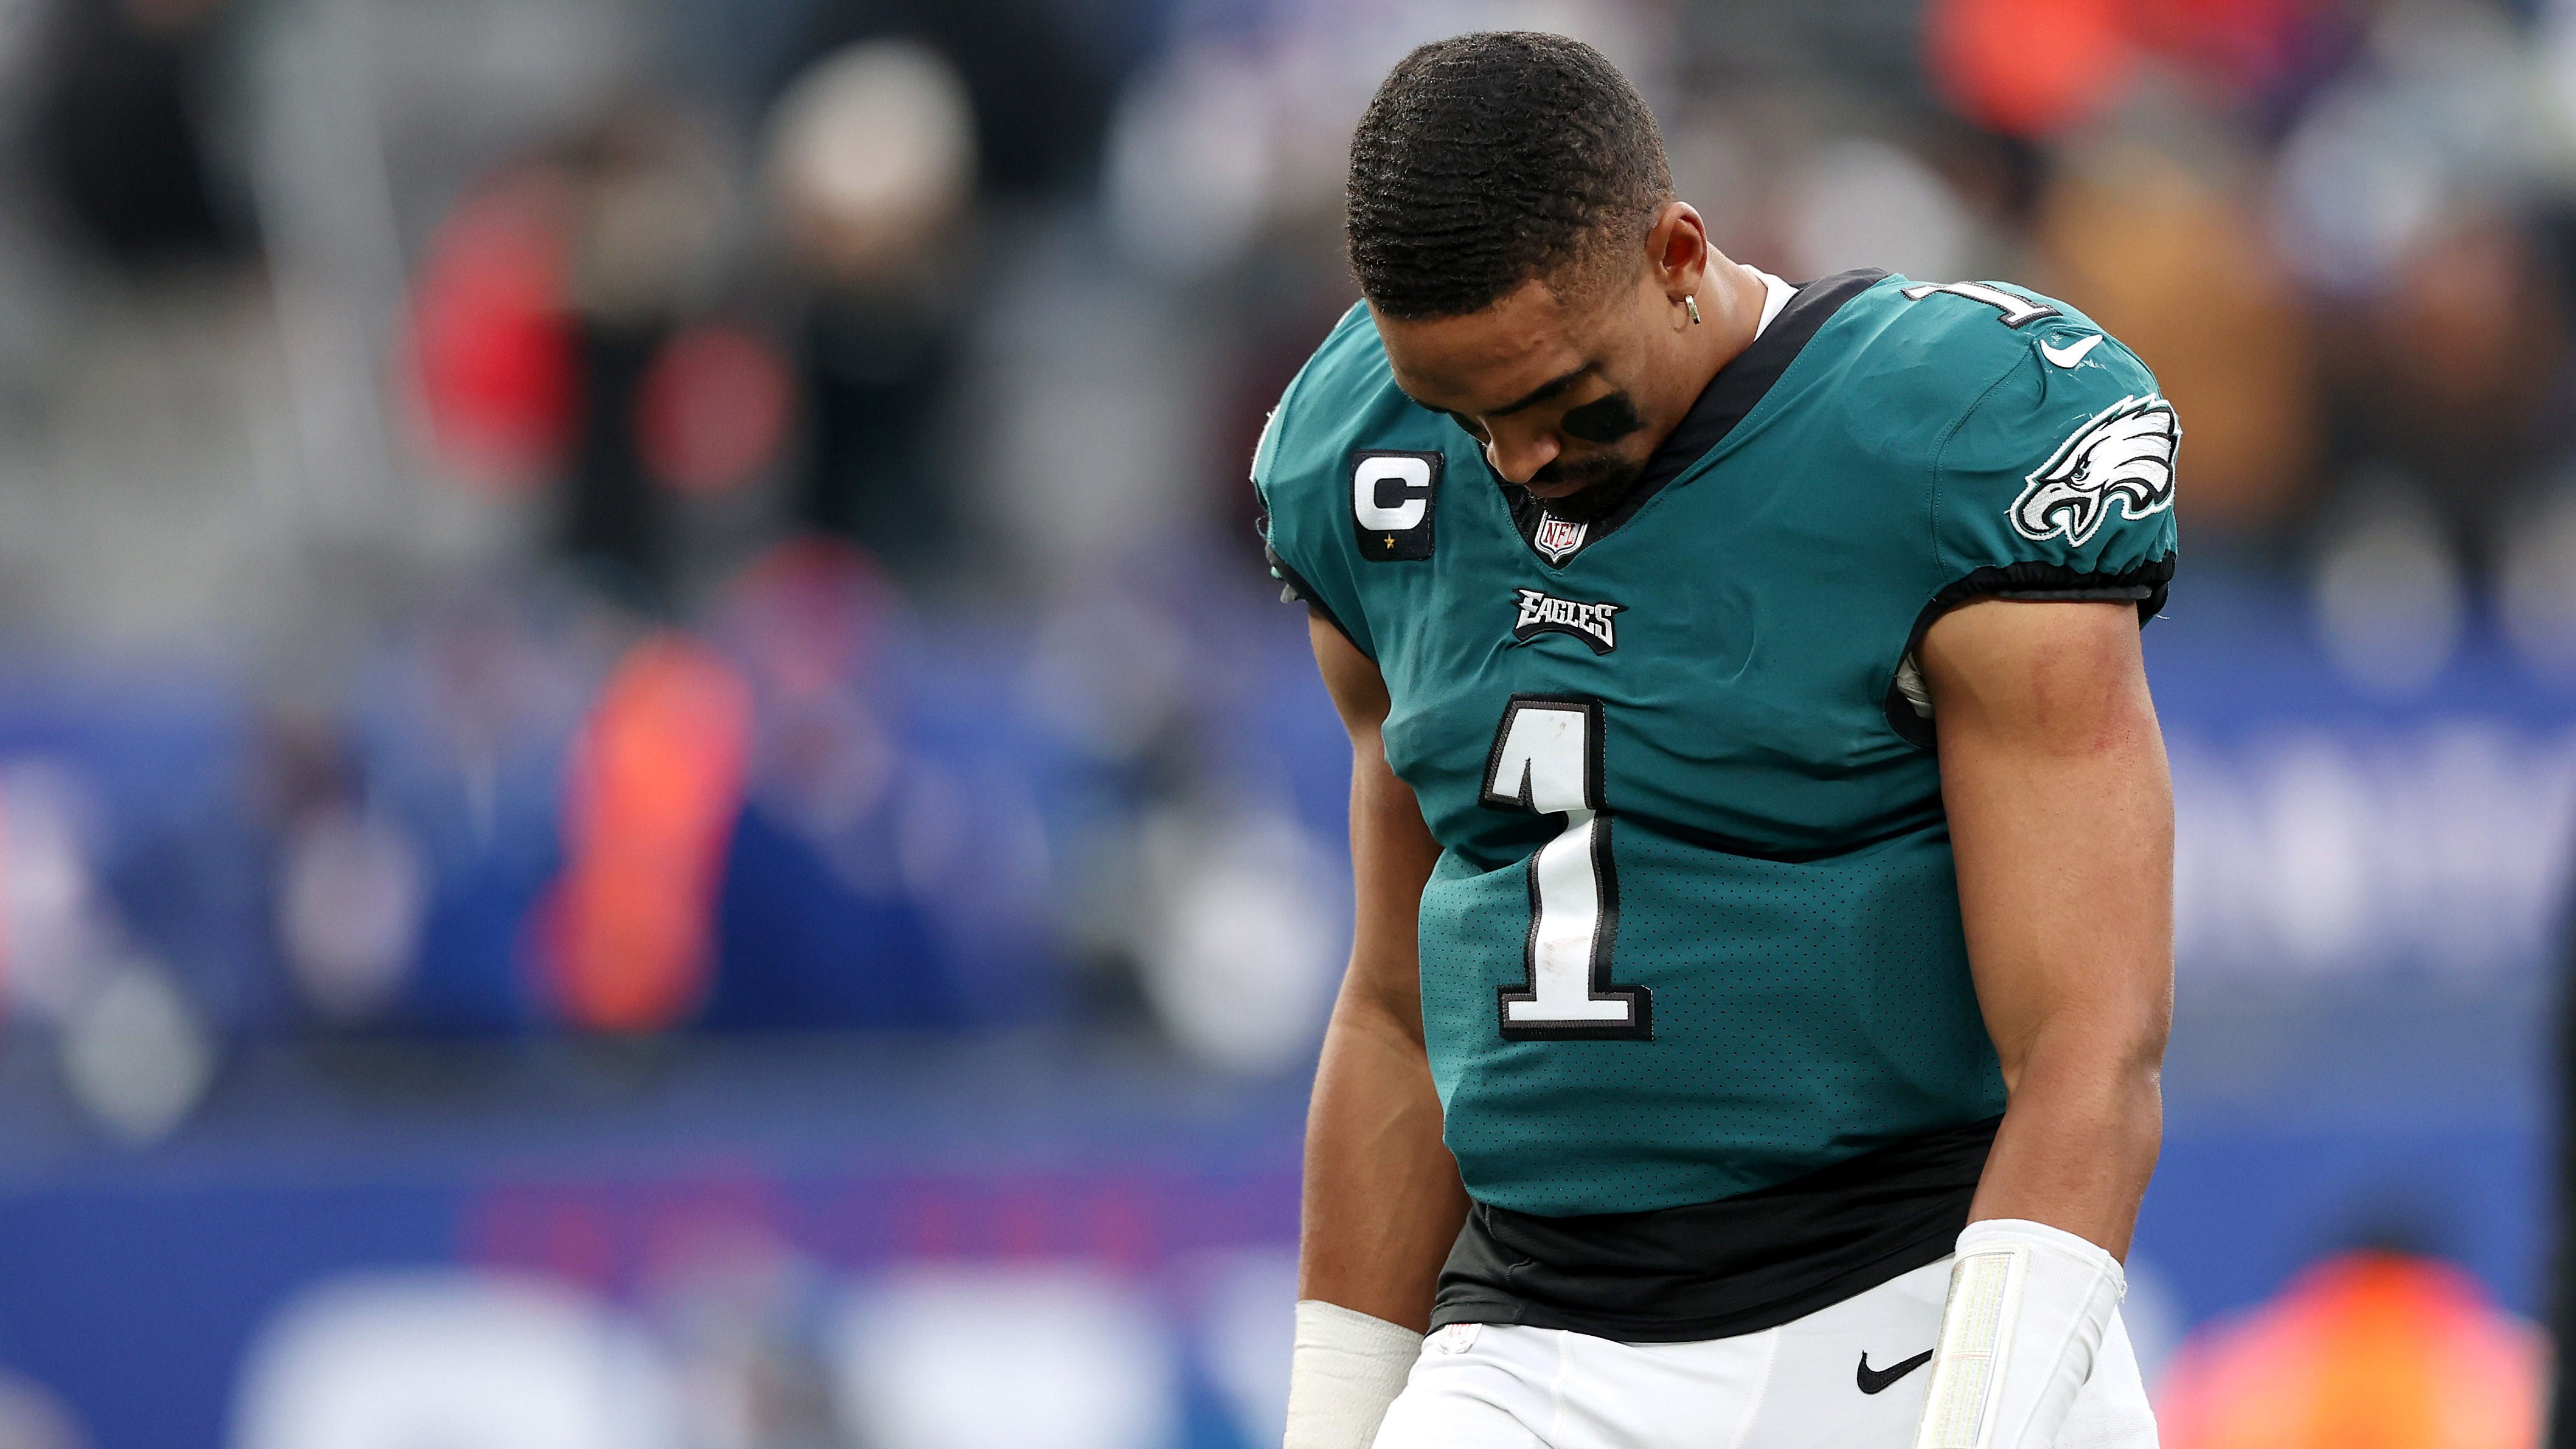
left=1524, top=452, right=1648, bottom=524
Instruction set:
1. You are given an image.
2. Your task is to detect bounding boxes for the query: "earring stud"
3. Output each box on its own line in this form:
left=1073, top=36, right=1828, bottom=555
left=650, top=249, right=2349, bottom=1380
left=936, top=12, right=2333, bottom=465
left=1686, top=296, right=1703, bottom=325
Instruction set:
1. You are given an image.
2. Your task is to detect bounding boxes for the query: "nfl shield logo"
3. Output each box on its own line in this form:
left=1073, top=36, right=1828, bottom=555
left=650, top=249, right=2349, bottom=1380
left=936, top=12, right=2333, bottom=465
left=1533, top=514, right=1588, bottom=563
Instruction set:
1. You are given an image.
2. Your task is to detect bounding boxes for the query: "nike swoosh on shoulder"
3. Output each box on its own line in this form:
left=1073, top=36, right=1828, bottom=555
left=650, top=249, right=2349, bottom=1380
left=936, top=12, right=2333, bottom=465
left=1857, top=1348, right=1935, bottom=1394
left=2040, top=333, right=2105, bottom=367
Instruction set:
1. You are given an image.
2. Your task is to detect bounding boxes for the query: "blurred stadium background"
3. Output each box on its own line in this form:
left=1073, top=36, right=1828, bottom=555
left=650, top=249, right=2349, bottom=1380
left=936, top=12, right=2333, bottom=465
left=0, top=0, right=2561, bottom=1443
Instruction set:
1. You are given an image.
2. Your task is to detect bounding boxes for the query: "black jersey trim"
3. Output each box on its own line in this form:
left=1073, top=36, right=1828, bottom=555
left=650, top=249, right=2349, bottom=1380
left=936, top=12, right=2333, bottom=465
left=1431, top=1116, right=2000, bottom=1343
left=1883, top=555, right=2176, bottom=748
left=1497, top=269, right=1891, bottom=569
left=1258, top=515, right=1368, bottom=658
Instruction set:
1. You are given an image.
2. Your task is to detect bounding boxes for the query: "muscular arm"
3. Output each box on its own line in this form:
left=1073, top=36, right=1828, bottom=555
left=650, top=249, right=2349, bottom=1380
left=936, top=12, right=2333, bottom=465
left=1297, top=614, right=1470, bottom=1329
left=1920, top=597, right=2173, bottom=1259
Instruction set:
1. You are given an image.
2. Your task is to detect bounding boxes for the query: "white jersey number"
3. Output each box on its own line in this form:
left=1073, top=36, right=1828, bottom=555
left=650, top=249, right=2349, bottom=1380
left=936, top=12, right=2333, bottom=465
left=1479, top=697, right=1651, bottom=1040
left=1898, top=280, right=2060, bottom=329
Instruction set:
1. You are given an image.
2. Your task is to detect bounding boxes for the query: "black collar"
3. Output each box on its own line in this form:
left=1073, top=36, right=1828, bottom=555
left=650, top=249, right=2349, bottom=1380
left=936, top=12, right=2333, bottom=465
left=1498, top=268, right=1887, bottom=566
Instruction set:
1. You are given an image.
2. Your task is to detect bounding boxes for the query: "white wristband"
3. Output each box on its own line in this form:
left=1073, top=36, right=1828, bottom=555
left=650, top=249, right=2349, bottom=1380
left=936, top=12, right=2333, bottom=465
left=1283, top=1299, right=1423, bottom=1449
left=1912, top=1218, right=2126, bottom=1449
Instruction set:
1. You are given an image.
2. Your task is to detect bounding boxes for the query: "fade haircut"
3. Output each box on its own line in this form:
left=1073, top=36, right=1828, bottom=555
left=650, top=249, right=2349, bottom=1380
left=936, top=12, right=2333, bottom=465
left=1347, top=32, right=1673, bottom=321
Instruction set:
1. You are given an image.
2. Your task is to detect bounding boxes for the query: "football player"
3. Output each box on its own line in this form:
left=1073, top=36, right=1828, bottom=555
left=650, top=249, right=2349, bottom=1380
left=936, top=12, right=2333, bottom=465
left=1260, top=32, right=2175, bottom=1449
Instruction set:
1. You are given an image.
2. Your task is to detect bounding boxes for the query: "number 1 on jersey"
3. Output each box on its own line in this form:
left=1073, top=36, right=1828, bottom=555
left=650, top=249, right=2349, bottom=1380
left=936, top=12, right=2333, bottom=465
left=1480, top=696, right=1651, bottom=1040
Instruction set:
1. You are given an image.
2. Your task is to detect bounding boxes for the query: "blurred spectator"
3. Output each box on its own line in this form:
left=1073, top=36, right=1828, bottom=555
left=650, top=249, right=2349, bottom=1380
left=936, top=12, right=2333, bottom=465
left=555, top=104, right=742, bottom=602
left=1018, top=543, right=1349, bottom=1060
left=57, top=956, right=212, bottom=1141
left=32, top=0, right=252, bottom=268
left=2310, top=470, right=2470, bottom=696
left=2036, top=133, right=2323, bottom=538
left=351, top=583, right=599, bottom=1032
left=634, top=321, right=793, bottom=504
left=2272, top=1, right=2576, bottom=571
left=2161, top=1251, right=2541, bottom=1449
left=765, top=40, right=976, bottom=583
left=274, top=799, right=427, bottom=1029
left=1785, top=136, right=1983, bottom=282
left=535, top=631, right=752, bottom=1034
left=779, top=0, right=1117, bottom=200
left=701, top=538, right=958, bottom=1030
left=2498, top=476, right=2576, bottom=681
left=1135, top=807, right=1341, bottom=1073
left=254, top=712, right=426, bottom=1027
left=2328, top=213, right=2568, bottom=573
left=0, top=761, right=126, bottom=1028
left=410, top=168, right=582, bottom=496
left=0, top=752, right=220, bottom=1139
left=411, top=104, right=784, bottom=606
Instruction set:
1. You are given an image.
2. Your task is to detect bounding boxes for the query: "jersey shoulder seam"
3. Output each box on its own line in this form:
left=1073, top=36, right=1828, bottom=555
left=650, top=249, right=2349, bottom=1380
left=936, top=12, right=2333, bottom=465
left=1925, top=344, right=2035, bottom=577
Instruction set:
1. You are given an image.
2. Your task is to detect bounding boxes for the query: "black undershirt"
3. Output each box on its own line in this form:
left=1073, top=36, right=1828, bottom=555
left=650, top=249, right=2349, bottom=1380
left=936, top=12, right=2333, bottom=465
left=1431, top=1116, right=2001, bottom=1343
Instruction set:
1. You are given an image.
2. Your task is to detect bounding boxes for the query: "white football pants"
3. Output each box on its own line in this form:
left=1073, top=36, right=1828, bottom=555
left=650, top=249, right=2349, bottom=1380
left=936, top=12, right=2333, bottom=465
left=1370, top=1258, right=2157, bottom=1449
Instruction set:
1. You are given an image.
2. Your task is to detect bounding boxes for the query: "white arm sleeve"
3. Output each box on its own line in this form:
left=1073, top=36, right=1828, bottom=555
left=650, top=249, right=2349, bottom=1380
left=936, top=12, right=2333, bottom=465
left=1283, top=1299, right=1422, bottom=1449
left=2057, top=1312, right=2161, bottom=1449
left=1912, top=1218, right=2128, bottom=1449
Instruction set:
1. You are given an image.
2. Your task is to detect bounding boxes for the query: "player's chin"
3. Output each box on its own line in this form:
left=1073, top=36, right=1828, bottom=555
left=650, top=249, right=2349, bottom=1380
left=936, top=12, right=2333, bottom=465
left=1524, top=460, right=1622, bottom=499
left=1526, top=461, right=1643, bottom=520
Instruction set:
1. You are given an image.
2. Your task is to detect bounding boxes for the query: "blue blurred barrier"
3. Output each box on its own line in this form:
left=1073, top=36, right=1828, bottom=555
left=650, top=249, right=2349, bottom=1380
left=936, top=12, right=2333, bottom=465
left=0, top=1046, right=1311, bottom=1449
left=0, top=1062, right=2540, bottom=1449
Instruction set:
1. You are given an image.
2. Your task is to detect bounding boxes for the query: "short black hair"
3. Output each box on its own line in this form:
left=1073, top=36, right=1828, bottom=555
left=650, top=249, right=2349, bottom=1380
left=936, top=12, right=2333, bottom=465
left=1347, top=32, right=1672, bottom=320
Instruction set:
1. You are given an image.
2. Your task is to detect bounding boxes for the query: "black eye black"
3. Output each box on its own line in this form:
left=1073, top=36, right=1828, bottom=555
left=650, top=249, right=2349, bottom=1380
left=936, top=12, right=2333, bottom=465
left=1560, top=392, right=1644, bottom=445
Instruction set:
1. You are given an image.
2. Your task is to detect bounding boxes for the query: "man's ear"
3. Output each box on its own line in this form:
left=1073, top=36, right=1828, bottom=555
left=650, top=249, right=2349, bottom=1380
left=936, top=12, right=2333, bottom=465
left=1648, top=202, right=1709, bottom=299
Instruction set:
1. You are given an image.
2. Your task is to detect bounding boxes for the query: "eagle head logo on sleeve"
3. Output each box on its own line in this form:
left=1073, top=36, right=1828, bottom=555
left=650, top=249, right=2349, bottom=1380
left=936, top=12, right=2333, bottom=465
left=2009, top=394, right=2179, bottom=547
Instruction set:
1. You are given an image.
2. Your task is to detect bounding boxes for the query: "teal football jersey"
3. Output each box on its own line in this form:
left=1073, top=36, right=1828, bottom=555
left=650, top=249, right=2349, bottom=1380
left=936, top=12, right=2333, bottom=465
left=1256, top=271, right=2178, bottom=1217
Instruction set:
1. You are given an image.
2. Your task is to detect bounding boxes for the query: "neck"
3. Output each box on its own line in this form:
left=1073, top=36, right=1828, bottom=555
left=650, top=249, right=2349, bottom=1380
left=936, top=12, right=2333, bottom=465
left=1694, top=260, right=1771, bottom=390
left=1641, top=260, right=1768, bottom=459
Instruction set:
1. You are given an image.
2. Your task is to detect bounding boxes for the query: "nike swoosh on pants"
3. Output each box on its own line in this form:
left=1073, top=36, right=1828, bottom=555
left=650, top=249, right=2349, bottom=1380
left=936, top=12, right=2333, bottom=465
left=1856, top=1348, right=1934, bottom=1394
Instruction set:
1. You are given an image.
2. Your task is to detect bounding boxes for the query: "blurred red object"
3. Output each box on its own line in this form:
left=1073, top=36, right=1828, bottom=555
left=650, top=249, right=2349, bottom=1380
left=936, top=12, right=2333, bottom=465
left=1925, top=0, right=2131, bottom=137
left=636, top=323, right=794, bottom=496
left=1928, top=0, right=2326, bottom=134
left=536, top=634, right=752, bottom=1032
left=2158, top=1251, right=2540, bottom=1449
left=2130, top=0, right=2317, bottom=94
left=408, top=175, right=578, bottom=493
